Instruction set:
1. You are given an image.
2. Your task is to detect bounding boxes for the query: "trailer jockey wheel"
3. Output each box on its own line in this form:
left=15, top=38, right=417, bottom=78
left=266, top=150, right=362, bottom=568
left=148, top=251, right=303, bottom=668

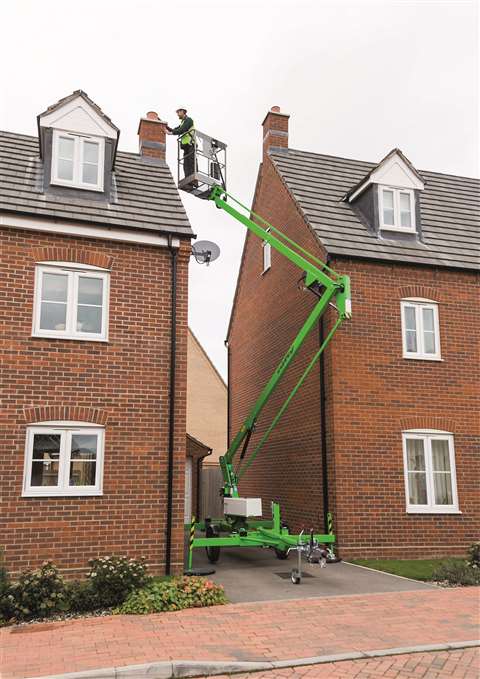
left=291, top=568, right=301, bottom=584
left=205, top=524, right=221, bottom=564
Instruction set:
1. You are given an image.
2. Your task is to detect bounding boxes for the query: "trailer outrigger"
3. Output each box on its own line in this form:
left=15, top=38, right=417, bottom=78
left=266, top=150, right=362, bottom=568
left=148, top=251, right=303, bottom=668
left=179, top=131, right=351, bottom=583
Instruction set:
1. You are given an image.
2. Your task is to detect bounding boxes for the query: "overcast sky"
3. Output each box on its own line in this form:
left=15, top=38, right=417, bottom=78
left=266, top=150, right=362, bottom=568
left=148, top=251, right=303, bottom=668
left=2, top=0, right=478, bottom=377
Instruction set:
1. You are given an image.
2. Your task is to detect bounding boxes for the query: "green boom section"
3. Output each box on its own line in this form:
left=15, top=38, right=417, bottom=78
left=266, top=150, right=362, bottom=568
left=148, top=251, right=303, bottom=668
left=208, top=186, right=351, bottom=498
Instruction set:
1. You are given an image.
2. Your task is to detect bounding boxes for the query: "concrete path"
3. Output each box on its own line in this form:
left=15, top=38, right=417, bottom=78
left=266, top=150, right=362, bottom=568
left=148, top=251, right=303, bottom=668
left=1, top=588, right=478, bottom=678
left=193, top=546, right=435, bottom=603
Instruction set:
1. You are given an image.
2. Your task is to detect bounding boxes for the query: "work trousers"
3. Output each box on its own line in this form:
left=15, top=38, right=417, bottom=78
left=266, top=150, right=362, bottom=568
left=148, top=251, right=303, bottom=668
left=182, top=143, right=195, bottom=179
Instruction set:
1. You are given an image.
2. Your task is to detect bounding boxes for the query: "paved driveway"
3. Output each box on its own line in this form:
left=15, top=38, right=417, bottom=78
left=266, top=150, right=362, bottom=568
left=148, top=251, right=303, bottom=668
left=191, top=546, right=435, bottom=603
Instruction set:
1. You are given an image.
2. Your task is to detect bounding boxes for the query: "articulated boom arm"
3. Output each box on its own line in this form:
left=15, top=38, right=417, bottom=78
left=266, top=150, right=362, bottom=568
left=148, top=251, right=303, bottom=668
left=208, top=186, right=351, bottom=499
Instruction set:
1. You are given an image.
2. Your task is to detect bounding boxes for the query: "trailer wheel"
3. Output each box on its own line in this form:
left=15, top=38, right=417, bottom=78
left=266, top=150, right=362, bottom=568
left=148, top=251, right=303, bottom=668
left=205, top=524, right=220, bottom=564
left=291, top=568, right=301, bottom=584
left=274, top=547, right=289, bottom=560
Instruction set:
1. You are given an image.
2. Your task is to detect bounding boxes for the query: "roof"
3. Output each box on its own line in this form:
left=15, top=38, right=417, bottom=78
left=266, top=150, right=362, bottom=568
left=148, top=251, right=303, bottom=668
left=269, top=148, right=479, bottom=271
left=0, top=130, right=193, bottom=237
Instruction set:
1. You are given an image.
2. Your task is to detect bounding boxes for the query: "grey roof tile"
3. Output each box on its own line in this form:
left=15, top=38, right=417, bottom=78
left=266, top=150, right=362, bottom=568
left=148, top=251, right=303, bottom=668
left=270, top=148, right=479, bottom=271
left=0, top=130, right=193, bottom=237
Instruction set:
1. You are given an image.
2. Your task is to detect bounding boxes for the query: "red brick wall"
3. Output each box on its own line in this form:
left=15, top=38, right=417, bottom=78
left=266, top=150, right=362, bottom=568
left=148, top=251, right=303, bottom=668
left=327, top=258, right=479, bottom=558
left=0, top=227, right=190, bottom=576
left=228, top=155, right=479, bottom=558
left=228, top=158, right=329, bottom=531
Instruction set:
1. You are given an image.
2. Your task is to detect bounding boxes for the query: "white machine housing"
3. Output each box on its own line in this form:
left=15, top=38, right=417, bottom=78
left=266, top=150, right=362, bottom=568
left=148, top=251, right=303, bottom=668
left=224, top=497, right=262, bottom=517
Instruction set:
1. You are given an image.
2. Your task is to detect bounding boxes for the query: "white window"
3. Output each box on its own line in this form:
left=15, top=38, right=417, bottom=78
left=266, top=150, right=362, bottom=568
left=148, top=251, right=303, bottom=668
left=400, top=299, right=441, bottom=360
left=52, top=130, right=105, bottom=191
left=262, top=227, right=272, bottom=274
left=402, top=431, right=459, bottom=513
left=379, top=186, right=415, bottom=232
left=262, top=240, right=271, bottom=274
left=23, top=423, right=105, bottom=497
left=33, top=263, right=109, bottom=341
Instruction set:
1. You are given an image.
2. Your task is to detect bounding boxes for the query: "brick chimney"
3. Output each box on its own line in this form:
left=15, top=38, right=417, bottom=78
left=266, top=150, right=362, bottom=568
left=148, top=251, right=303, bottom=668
left=262, top=106, right=289, bottom=158
left=137, top=111, right=167, bottom=161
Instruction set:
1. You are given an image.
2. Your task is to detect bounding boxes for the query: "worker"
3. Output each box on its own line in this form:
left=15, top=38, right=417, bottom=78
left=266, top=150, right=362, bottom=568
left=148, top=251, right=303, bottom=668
left=166, top=108, right=195, bottom=180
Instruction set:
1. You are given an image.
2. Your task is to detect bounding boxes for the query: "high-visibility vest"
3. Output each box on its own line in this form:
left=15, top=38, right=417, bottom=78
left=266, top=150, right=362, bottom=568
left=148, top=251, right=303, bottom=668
left=180, top=119, right=195, bottom=146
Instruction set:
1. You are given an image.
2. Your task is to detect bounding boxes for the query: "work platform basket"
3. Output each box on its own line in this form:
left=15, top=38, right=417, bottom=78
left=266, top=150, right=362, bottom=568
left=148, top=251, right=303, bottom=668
left=177, top=130, right=227, bottom=198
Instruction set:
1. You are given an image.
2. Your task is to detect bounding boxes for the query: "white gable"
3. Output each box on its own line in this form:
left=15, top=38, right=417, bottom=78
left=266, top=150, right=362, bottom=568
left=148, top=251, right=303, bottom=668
left=348, top=150, right=424, bottom=202
left=370, top=152, right=424, bottom=190
left=39, top=95, right=117, bottom=139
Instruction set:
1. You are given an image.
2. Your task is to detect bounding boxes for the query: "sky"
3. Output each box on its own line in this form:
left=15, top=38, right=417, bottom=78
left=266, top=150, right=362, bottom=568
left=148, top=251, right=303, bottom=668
left=1, top=0, right=478, bottom=378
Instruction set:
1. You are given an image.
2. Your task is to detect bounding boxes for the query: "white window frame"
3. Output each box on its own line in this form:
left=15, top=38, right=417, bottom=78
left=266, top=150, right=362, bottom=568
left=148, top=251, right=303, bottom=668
left=23, top=422, right=105, bottom=497
left=32, top=263, right=109, bottom=341
left=262, top=240, right=271, bottom=274
left=51, top=130, right=105, bottom=192
left=402, top=430, right=459, bottom=514
left=379, top=185, right=416, bottom=233
left=400, top=298, right=441, bottom=360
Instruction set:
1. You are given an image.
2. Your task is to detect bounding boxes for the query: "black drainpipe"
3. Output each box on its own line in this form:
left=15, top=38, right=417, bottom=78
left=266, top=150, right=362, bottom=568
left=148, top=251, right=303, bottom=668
left=225, top=339, right=231, bottom=447
left=319, top=316, right=330, bottom=533
left=165, top=235, right=178, bottom=575
left=319, top=256, right=332, bottom=534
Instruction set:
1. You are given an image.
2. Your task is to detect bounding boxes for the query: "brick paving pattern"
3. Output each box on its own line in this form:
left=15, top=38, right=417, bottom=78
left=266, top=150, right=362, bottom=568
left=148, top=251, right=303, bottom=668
left=0, top=588, right=478, bottom=678
left=206, top=648, right=480, bottom=678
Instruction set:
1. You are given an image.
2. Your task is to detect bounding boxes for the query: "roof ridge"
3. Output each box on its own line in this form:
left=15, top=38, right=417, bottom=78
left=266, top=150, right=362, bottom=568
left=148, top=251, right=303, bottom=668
left=272, top=147, right=480, bottom=183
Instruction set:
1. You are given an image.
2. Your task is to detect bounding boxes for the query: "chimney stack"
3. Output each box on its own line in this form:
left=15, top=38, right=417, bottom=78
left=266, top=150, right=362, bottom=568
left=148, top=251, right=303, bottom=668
left=262, top=106, right=289, bottom=158
left=138, top=111, right=167, bottom=161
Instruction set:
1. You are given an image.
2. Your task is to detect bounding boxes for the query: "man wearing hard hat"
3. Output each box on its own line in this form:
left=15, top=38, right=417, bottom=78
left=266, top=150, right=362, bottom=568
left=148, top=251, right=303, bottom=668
left=166, top=108, right=195, bottom=180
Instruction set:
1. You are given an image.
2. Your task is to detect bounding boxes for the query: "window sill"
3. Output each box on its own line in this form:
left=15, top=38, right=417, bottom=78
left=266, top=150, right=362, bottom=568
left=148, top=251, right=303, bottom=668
left=403, top=355, right=443, bottom=362
left=51, top=179, right=104, bottom=193
left=406, top=509, right=462, bottom=515
left=22, top=490, right=103, bottom=498
left=380, top=225, right=416, bottom=234
left=31, top=333, right=109, bottom=343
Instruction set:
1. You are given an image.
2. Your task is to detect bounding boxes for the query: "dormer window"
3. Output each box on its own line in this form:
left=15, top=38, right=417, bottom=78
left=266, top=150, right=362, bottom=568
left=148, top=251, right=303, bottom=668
left=52, top=130, right=104, bottom=191
left=379, top=186, right=415, bottom=232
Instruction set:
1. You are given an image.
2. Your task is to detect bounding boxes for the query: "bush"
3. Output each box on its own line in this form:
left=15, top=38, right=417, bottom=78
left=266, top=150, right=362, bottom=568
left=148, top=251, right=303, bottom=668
left=87, top=555, right=148, bottom=607
left=433, top=558, right=480, bottom=587
left=0, top=562, right=12, bottom=623
left=467, top=542, right=480, bottom=569
left=116, top=576, right=227, bottom=615
left=64, top=580, right=99, bottom=613
left=6, top=562, right=67, bottom=620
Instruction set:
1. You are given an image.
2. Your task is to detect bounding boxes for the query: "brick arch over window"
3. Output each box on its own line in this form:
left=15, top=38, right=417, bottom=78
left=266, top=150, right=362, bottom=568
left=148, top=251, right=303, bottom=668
left=399, top=285, right=439, bottom=301
left=23, top=405, right=110, bottom=425
left=30, top=247, right=113, bottom=270
left=400, top=416, right=455, bottom=432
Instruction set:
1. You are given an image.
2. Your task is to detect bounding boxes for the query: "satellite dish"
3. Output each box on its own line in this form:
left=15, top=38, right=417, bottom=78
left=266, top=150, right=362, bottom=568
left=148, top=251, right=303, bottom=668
left=191, top=240, right=220, bottom=266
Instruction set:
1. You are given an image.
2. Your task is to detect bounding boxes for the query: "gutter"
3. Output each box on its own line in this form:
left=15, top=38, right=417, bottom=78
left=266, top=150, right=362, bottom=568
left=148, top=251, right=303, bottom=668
left=165, top=235, right=178, bottom=575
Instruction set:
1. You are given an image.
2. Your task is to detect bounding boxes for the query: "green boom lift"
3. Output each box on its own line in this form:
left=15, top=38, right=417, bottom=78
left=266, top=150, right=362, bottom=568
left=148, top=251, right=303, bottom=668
left=178, top=131, right=351, bottom=584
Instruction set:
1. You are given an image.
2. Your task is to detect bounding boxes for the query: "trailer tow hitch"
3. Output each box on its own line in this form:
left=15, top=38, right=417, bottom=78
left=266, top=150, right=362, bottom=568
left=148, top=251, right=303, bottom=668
left=287, top=529, right=328, bottom=584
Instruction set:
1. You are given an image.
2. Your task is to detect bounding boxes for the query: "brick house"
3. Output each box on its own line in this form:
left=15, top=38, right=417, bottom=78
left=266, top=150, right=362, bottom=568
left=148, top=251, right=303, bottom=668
left=0, top=91, right=194, bottom=576
left=227, top=107, right=479, bottom=559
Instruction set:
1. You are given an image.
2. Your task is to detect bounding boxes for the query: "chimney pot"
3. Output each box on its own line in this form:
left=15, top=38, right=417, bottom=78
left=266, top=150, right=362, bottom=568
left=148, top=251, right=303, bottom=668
left=262, top=106, right=289, bottom=158
left=138, top=111, right=167, bottom=161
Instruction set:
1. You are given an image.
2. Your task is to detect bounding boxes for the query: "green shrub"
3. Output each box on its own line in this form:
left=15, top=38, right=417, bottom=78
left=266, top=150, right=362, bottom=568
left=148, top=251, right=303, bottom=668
left=116, top=576, right=227, bottom=615
left=64, top=579, right=99, bottom=613
left=433, top=558, right=480, bottom=587
left=87, top=555, right=148, bottom=607
left=0, top=562, right=12, bottom=622
left=467, top=542, right=480, bottom=569
left=6, top=562, right=67, bottom=620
